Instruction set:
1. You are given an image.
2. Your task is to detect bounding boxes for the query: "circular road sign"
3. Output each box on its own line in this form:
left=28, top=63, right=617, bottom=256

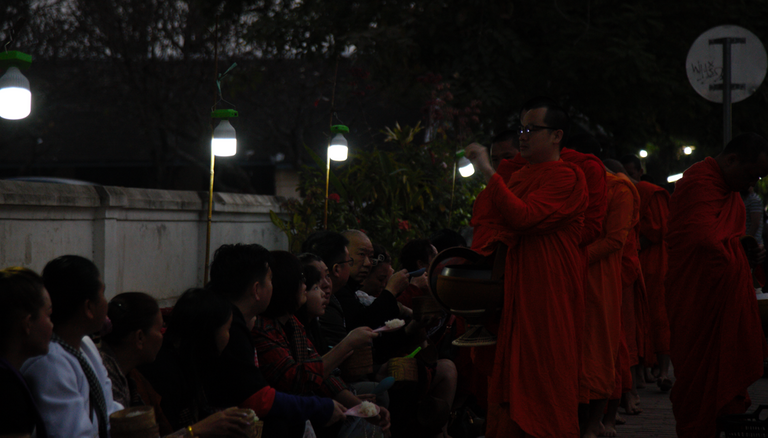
left=686, top=25, right=767, bottom=103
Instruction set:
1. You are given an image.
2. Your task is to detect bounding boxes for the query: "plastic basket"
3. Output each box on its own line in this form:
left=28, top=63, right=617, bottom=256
left=719, top=405, right=768, bottom=437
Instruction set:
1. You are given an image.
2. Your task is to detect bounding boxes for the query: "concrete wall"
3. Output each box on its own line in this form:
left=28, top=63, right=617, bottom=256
left=0, top=180, right=289, bottom=306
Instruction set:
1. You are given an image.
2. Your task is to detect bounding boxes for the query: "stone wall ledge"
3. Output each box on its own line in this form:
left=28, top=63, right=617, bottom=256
left=0, top=180, right=287, bottom=214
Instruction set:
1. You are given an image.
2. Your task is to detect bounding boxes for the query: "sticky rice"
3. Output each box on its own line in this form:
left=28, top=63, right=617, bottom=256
left=359, top=401, right=377, bottom=417
left=384, top=319, right=405, bottom=329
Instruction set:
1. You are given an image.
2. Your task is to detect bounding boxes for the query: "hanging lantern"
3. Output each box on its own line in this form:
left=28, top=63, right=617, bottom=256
left=328, top=125, right=349, bottom=161
left=211, top=109, right=238, bottom=157
left=0, top=51, right=32, bottom=120
left=455, top=150, right=475, bottom=178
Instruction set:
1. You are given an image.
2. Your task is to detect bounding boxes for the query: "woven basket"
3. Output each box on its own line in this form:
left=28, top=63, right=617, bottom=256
left=340, top=344, right=373, bottom=379
left=388, top=357, right=418, bottom=382
left=110, top=406, right=158, bottom=438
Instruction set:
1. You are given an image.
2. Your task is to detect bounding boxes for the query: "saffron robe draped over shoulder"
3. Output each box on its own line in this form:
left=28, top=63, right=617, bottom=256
left=666, top=157, right=768, bottom=438
left=618, top=174, right=646, bottom=366
left=635, top=181, right=671, bottom=360
left=581, top=172, right=635, bottom=400
left=483, top=160, right=589, bottom=438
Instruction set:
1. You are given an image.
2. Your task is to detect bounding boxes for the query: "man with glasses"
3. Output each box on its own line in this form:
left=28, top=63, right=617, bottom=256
left=464, top=97, right=590, bottom=438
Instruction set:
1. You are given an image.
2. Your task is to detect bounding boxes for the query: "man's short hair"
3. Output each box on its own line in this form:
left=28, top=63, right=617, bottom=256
left=723, top=133, right=768, bottom=162
left=520, top=96, right=570, bottom=141
left=43, top=255, right=102, bottom=325
left=301, top=231, right=349, bottom=271
left=262, top=251, right=304, bottom=319
left=0, top=267, right=46, bottom=348
left=400, top=239, right=433, bottom=272
left=619, top=154, right=643, bottom=172
left=429, top=229, right=467, bottom=253
left=208, top=243, right=273, bottom=302
left=492, top=129, right=519, bottom=145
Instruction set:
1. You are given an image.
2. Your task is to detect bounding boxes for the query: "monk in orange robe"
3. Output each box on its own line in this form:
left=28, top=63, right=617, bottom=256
left=581, top=170, right=636, bottom=437
left=636, top=181, right=671, bottom=388
left=465, top=100, right=589, bottom=438
left=666, top=133, right=768, bottom=438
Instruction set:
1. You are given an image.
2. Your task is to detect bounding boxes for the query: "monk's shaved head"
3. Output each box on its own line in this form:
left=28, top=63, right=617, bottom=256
left=603, top=159, right=628, bottom=176
left=717, top=133, right=768, bottom=192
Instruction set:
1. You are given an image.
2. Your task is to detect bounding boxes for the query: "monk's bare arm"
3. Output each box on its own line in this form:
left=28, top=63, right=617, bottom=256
left=587, top=185, right=633, bottom=264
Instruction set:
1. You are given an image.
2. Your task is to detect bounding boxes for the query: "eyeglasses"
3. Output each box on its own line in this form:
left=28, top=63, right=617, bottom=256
left=336, top=258, right=354, bottom=267
left=518, top=124, right=558, bottom=135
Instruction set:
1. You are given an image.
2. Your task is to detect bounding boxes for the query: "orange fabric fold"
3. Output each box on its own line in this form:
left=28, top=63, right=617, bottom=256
left=483, top=160, right=589, bottom=438
left=635, top=181, right=671, bottom=361
left=666, top=157, right=768, bottom=438
left=580, top=172, right=634, bottom=401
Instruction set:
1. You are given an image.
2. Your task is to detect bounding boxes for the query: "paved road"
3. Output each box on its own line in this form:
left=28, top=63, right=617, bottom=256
left=617, top=367, right=768, bottom=437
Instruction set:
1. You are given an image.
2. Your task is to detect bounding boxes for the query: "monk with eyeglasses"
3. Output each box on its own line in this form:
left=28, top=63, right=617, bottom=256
left=464, top=97, right=590, bottom=438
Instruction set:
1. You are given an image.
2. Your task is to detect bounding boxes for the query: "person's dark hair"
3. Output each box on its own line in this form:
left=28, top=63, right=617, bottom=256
left=302, top=262, right=322, bottom=293
left=722, top=133, right=768, bottom=162
left=103, top=292, right=160, bottom=347
left=429, top=229, right=467, bottom=253
left=520, top=96, right=570, bottom=145
left=163, top=288, right=232, bottom=419
left=301, top=231, right=349, bottom=271
left=492, top=129, right=519, bottom=145
left=42, top=255, right=101, bottom=325
left=400, top=239, right=433, bottom=272
left=263, top=251, right=304, bottom=319
left=0, top=267, right=45, bottom=349
left=208, top=244, right=273, bottom=302
left=619, top=154, right=643, bottom=173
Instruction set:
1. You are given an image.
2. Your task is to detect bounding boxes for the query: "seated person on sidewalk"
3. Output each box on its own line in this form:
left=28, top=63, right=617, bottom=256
left=296, top=253, right=334, bottom=356
left=204, top=243, right=346, bottom=437
left=22, top=255, right=123, bottom=438
left=303, top=231, right=353, bottom=348
left=358, top=244, right=411, bottom=321
left=0, top=267, right=52, bottom=438
left=252, top=251, right=390, bottom=434
left=139, top=289, right=261, bottom=436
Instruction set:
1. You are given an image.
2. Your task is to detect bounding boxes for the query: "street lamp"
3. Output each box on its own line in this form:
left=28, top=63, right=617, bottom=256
left=683, top=146, right=693, bottom=155
left=0, top=51, right=32, bottom=120
left=455, top=150, right=475, bottom=177
left=639, top=149, right=648, bottom=158
left=324, top=124, right=349, bottom=229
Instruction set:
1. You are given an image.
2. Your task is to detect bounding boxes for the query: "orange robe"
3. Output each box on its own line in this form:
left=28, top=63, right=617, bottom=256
left=666, top=157, right=768, bottom=437
left=581, top=172, right=634, bottom=401
left=618, top=174, right=645, bottom=367
left=635, top=181, right=671, bottom=363
left=482, top=161, right=588, bottom=438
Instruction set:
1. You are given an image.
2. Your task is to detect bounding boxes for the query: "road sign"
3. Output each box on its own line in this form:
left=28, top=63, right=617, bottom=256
left=686, top=25, right=766, bottom=104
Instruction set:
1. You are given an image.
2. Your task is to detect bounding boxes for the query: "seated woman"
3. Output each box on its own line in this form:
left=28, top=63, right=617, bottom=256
left=0, top=267, right=52, bottom=438
left=139, top=288, right=254, bottom=435
left=252, top=251, right=390, bottom=434
left=102, top=292, right=252, bottom=437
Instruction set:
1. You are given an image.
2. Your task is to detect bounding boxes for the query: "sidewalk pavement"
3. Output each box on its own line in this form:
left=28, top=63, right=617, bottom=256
left=616, top=367, right=768, bottom=437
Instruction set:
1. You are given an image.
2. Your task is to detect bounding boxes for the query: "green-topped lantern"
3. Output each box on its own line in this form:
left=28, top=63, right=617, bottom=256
left=0, top=51, right=32, bottom=120
left=211, top=109, right=238, bottom=157
left=328, top=124, right=349, bottom=161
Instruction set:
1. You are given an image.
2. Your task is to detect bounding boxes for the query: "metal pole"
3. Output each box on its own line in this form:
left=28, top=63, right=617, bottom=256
left=204, top=16, right=219, bottom=284
left=323, top=57, right=340, bottom=231
left=723, top=39, right=732, bottom=147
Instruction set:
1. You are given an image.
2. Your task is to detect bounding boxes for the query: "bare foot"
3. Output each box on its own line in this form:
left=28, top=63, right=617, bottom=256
left=615, top=413, right=626, bottom=425
left=644, top=368, right=657, bottom=383
left=600, top=423, right=617, bottom=437
left=621, top=393, right=643, bottom=415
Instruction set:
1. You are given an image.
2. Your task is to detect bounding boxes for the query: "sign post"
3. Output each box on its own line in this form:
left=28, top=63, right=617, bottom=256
left=686, top=25, right=767, bottom=147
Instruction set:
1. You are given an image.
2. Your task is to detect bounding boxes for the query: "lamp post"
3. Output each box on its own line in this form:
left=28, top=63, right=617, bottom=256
left=204, top=108, right=238, bottom=283
left=324, top=124, right=349, bottom=230
left=0, top=51, right=32, bottom=120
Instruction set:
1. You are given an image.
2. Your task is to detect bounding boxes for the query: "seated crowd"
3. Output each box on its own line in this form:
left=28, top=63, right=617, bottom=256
left=0, top=228, right=473, bottom=438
